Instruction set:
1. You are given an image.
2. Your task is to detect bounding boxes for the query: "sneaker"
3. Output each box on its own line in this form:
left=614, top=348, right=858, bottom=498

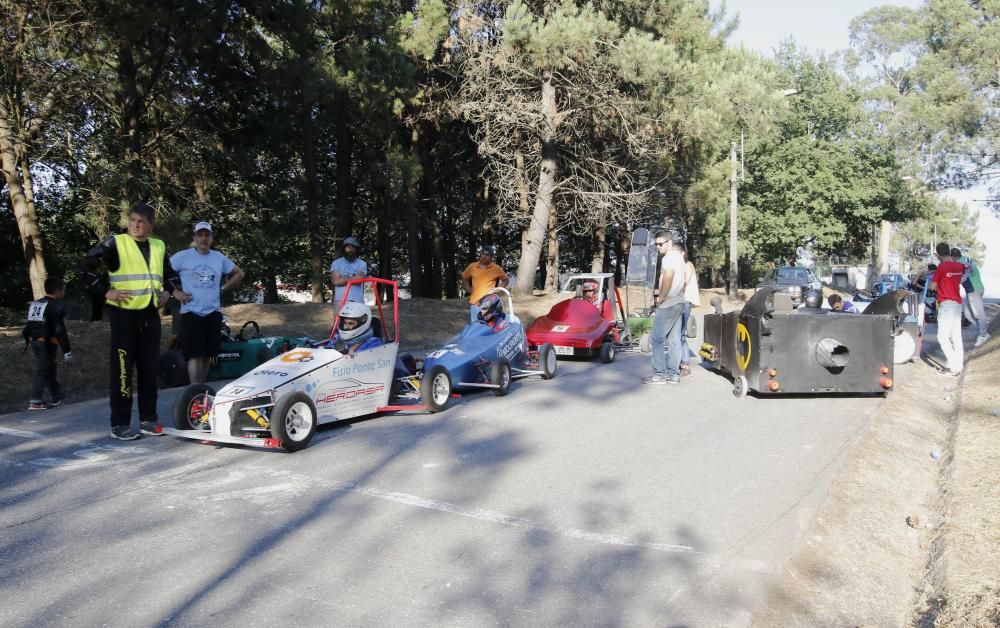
left=139, top=421, right=165, bottom=436
left=642, top=375, right=668, bottom=385
left=111, top=426, right=141, bottom=441
left=974, top=333, right=990, bottom=348
left=938, top=369, right=961, bottom=378
left=679, top=364, right=693, bottom=377
left=665, top=376, right=680, bottom=385
left=48, top=398, right=63, bottom=408
left=27, top=402, right=47, bottom=411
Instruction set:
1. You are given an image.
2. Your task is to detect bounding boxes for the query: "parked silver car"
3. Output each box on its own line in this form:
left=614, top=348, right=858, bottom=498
left=756, top=266, right=822, bottom=308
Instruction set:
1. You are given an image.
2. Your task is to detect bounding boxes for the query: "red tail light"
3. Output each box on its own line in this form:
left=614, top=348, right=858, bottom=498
left=767, top=380, right=780, bottom=392
left=880, top=376, right=893, bottom=389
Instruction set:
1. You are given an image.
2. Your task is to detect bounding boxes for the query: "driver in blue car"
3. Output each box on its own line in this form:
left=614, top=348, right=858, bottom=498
left=327, top=301, right=382, bottom=356
left=477, top=293, right=508, bottom=332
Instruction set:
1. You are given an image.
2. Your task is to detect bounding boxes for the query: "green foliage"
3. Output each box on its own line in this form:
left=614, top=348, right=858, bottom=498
left=737, top=48, right=922, bottom=263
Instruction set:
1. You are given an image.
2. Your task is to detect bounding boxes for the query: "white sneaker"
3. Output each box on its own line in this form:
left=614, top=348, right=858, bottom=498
left=975, top=333, right=990, bottom=348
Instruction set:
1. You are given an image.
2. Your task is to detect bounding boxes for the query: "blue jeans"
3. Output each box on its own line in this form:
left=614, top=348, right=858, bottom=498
left=680, top=302, right=694, bottom=363
left=651, top=303, right=684, bottom=379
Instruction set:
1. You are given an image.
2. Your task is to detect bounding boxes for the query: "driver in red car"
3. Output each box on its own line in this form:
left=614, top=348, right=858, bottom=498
left=477, top=293, right=508, bottom=332
left=581, top=281, right=599, bottom=305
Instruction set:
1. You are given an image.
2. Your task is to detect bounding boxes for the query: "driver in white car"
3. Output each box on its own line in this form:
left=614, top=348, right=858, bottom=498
left=327, top=301, right=383, bottom=356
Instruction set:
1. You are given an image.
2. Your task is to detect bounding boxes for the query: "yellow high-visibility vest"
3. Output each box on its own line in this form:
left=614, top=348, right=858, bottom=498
left=107, top=234, right=165, bottom=309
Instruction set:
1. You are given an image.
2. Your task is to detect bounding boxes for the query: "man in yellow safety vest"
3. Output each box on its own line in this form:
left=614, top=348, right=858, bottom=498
left=77, top=203, right=182, bottom=440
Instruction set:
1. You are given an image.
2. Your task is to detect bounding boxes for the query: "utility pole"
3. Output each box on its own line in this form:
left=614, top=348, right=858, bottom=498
left=728, top=142, right=738, bottom=299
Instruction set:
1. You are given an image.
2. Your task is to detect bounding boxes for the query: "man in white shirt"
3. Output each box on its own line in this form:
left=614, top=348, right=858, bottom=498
left=330, top=236, right=368, bottom=304
left=170, top=221, right=244, bottom=383
left=644, top=231, right=687, bottom=385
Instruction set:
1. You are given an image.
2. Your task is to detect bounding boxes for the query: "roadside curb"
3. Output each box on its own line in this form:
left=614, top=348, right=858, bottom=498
left=913, top=307, right=1000, bottom=626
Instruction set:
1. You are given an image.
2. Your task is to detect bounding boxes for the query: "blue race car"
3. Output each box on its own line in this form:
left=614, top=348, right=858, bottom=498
left=404, top=289, right=558, bottom=411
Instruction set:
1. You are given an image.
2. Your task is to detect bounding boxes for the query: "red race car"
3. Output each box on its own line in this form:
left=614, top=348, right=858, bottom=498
left=525, top=273, right=634, bottom=363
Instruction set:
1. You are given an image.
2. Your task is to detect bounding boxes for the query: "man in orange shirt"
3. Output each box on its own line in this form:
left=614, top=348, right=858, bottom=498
left=461, top=245, right=509, bottom=322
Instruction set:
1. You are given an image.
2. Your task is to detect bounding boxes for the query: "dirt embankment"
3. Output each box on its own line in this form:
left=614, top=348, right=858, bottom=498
left=753, top=307, right=1000, bottom=626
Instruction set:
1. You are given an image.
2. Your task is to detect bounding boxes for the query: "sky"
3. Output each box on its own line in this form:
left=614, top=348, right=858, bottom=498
left=714, top=0, right=1000, bottom=297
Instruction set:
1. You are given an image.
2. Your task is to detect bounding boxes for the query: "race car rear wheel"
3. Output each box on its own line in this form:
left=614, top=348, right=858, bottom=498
left=271, top=392, right=317, bottom=452
left=173, top=383, right=216, bottom=431
left=539, top=343, right=557, bottom=379
left=421, top=365, right=452, bottom=413
left=491, top=359, right=511, bottom=396
left=599, top=340, right=616, bottom=363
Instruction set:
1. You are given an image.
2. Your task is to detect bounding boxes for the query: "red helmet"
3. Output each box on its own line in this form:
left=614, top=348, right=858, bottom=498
left=581, top=281, right=599, bottom=303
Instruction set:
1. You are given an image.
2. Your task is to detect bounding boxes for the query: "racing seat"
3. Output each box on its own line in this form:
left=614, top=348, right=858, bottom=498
left=369, top=316, right=384, bottom=341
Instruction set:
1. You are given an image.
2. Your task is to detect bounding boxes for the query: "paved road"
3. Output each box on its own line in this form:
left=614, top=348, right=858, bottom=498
left=0, top=337, right=903, bottom=628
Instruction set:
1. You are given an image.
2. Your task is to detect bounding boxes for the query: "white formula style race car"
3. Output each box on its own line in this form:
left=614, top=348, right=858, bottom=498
left=164, top=278, right=418, bottom=452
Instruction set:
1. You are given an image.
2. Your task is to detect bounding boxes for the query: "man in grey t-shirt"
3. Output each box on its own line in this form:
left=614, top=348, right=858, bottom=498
left=644, top=231, right=687, bottom=385
left=170, top=221, right=244, bottom=383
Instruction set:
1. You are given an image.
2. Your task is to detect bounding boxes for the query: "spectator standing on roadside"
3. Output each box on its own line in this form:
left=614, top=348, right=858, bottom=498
left=461, top=245, right=508, bottom=323
left=951, top=247, right=990, bottom=347
left=929, top=242, right=965, bottom=377
left=330, top=236, right=367, bottom=305
left=679, top=246, right=699, bottom=377
left=170, top=221, right=244, bottom=384
left=77, top=203, right=181, bottom=440
left=643, top=231, right=687, bottom=385
left=23, top=277, right=72, bottom=411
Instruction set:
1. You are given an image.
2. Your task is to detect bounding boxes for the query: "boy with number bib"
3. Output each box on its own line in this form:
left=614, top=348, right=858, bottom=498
left=23, top=277, right=72, bottom=410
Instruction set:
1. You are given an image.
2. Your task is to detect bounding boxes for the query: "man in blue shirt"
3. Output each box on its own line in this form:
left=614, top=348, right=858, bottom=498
left=170, top=221, right=244, bottom=383
left=330, top=236, right=367, bottom=305
left=828, top=294, right=859, bottom=313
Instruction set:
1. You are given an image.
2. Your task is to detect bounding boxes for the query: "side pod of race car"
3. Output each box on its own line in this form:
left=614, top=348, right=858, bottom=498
left=165, top=278, right=417, bottom=452
left=399, top=288, right=558, bottom=412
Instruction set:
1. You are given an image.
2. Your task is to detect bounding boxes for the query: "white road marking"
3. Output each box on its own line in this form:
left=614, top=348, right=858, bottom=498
left=323, top=480, right=698, bottom=554
left=0, top=426, right=47, bottom=439
left=10, top=434, right=698, bottom=555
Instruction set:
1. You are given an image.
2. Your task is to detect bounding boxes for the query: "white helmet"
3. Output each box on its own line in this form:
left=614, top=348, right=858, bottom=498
left=337, top=301, right=371, bottom=341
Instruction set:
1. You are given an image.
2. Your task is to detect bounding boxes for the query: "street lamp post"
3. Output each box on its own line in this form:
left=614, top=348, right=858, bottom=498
left=728, top=89, right=798, bottom=300
left=728, top=141, right=738, bottom=299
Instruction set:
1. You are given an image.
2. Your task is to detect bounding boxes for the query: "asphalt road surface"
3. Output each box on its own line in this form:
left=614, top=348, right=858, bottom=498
left=1, top=341, right=908, bottom=627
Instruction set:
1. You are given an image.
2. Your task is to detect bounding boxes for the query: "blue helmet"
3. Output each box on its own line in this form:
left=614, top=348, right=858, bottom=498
left=477, top=293, right=504, bottom=323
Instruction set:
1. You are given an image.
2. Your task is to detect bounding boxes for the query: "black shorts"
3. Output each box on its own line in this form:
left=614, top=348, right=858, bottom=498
left=181, top=311, right=222, bottom=359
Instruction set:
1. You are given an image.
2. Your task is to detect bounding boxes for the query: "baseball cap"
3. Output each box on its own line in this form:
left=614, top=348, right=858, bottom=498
left=343, top=236, right=361, bottom=248
left=193, top=221, right=213, bottom=233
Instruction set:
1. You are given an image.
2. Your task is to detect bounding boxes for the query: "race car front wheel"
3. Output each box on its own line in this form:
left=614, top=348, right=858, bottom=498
left=599, top=340, right=616, bottom=363
left=174, top=383, right=216, bottom=431
left=271, top=392, right=317, bottom=452
left=539, top=343, right=557, bottom=379
left=421, top=365, right=452, bottom=412
left=491, top=359, right=511, bottom=396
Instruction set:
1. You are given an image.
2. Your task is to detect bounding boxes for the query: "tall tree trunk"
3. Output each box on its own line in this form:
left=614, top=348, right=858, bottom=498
left=515, top=69, right=557, bottom=295
left=262, top=269, right=279, bottom=304
left=613, top=227, right=625, bottom=287
left=406, top=126, right=424, bottom=297
left=334, top=92, right=354, bottom=238
left=544, top=209, right=559, bottom=292
left=0, top=120, right=47, bottom=297
left=876, top=220, right=891, bottom=276
left=591, top=211, right=607, bottom=272
left=443, top=205, right=458, bottom=298
left=118, top=44, right=144, bottom=205
left=421, top=130, right=442, bottom=299
left=301, top=107, right=325, bottom=303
